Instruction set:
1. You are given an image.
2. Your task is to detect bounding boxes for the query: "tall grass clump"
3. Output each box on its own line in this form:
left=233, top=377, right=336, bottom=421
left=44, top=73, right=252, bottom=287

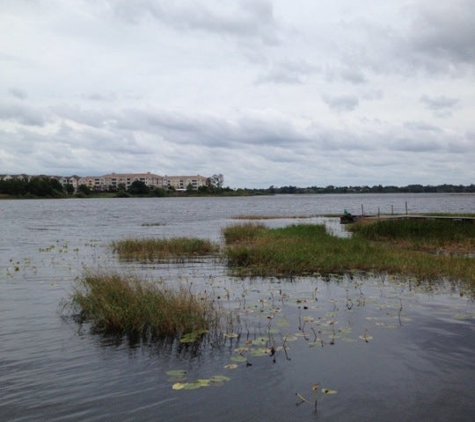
left=69, top=270, right=222, bottom=339
left=222, top=222, right=268, bottom=245
left=112, top=237, right=220, bottom=262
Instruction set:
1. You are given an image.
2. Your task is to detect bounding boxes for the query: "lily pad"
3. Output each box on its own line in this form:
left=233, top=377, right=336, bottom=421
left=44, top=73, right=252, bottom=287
left=182, top=381, right=207, bottom=390
left=250, top=348, right=271, bottom=357
left=210, top=375, right=230, bottom=383
left=179, top=330, right=208, bottom=343
left=231, top=355, right=248, bottom=362
left=166, top=369, right=187, bottom=377
left=224, top=333, right=239, bottom=338
left=322, top=388, right=337, bottom=395
left=224, top=364, right=238, bottom=369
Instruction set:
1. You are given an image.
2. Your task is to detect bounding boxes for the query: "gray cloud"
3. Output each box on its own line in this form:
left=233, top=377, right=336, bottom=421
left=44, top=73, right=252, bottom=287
left=256, top=59, right=320, bottom=85
left=403, top=121, right=442, bottom=132
left=322, top=94, right=359, bottom=112
left=0, top=102, right=50, bottom=126
left=410, top=1, right=475, bottom=66
left=8, top=87, right=28, bottom=100
left=420, top=95, right=460, bottom=117
left=108, top=0, right=280, bottom=45
left=420, top=95, right=459, bottom=110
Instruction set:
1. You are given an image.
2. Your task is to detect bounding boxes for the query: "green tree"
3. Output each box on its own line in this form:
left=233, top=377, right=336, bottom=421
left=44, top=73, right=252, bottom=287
left=128, top=180, right=149, bottom=195
left=77, top=184, right=91, bottom=196
left=152, top=187, right=167, bottom=197
left=65, top=184, right=75, bottom=195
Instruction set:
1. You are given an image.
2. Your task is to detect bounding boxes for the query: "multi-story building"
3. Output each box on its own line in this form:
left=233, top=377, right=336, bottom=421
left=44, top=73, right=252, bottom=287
left=1, top=172, right=211, bottom=192
left=164, top=175, right=209, bottom=191
left=78, top=172, right=166, bottom=191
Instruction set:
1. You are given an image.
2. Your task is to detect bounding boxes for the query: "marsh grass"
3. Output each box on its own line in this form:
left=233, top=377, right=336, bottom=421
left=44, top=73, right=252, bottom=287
left=223, top=223, right=475, bottom=283
left=222, top=222, right=268, bottom=245
left=351, top=219, right=475, bottom=252
left=69, top=270, right=222, bottom=339
left=112, top=237, right=220, bottom=262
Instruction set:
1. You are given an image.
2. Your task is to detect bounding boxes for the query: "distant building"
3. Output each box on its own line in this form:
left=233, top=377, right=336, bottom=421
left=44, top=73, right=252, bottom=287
left=1, top=172, right=211, bottom=192
left=164, top=175, right=209, bottom=191
left=78, top=172, right=166, bottom=191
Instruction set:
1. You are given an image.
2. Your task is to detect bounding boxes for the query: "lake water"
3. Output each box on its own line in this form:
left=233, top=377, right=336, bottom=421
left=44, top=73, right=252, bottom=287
left=1, top=193, right=475, bottom=422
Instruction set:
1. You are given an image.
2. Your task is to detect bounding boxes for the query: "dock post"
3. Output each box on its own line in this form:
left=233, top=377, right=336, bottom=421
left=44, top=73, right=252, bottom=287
left=405, top=201, right=408, bottom=215
left=361, top=204, right=364, bottom=216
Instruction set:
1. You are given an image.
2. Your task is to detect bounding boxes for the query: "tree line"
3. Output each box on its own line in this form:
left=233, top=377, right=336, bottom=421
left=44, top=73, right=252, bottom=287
left=0, top=177, right=230, bottom=198
left=256, top=183, right=475, bottom=195
left=1, top=176, right=474, bottom=198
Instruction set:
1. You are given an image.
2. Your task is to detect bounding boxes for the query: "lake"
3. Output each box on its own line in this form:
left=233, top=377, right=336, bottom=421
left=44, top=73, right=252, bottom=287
left=1, top=193, right=474, bottom=421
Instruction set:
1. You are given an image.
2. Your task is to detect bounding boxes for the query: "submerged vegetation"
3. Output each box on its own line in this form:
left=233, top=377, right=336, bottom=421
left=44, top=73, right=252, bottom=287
left=69, top=271, right=222, bottom=339
left=111, top=237, right=220, bottom=262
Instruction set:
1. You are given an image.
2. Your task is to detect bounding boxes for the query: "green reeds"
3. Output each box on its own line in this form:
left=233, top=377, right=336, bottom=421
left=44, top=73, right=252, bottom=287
left=70, top=270, right=221, bottom=339
left=223, top=223, right=475, bottom=284
left=351, top=218, right=475, bottom=251
left=221, top=222, right=267, bottom=245
left=111, top=237, right=220, bottom=262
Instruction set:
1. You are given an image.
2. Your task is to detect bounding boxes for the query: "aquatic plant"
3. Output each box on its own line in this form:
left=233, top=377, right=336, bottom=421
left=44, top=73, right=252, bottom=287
left=221, top=222, right=268, bottom=245
left=111, top=237, right=220, bottom=262
left=350, top=218, right=475, bottom=251
left=168, top=370, right=231, bottom=390
left=69, top=270, right=223, bottom=339
left=223, top=223, right=475, bottom=284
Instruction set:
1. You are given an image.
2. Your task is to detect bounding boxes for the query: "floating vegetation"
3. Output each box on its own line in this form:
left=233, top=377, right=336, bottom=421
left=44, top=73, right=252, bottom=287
left=111, top=237, right=220, bottom=263
left=179, top=330, right=209, bottom=343
left=170, top=373, right=231, bottom=390
left=296, top=383, right=337, bottom=411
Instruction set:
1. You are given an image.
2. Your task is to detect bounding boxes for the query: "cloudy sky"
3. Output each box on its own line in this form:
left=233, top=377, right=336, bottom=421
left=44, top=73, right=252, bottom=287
left=1, top=0, right=474, bottom=188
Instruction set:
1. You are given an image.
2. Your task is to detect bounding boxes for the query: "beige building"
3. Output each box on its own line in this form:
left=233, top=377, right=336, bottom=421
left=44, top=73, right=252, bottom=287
left=2, top=172, right=211, bottom=192
left=78, top=172, right=166, bottom=191
left=164, top=175, right=209, bottom=191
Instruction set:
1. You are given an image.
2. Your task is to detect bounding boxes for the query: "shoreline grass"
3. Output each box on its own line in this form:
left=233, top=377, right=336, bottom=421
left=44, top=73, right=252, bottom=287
left=69, top=270, right=222, bottom=339
left=222, top=222, right=475, bottom=285
left=112, top=237, right=220, bottom=263
left=350, top=218, right=475, bottom=252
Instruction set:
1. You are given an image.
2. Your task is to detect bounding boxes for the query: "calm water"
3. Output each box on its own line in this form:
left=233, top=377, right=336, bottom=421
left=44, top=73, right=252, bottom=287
left=1, top=194, right=475, bottom=421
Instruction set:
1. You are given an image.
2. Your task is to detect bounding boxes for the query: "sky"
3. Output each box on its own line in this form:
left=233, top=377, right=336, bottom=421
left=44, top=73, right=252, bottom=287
left=1, top=0, right=474, bottom=189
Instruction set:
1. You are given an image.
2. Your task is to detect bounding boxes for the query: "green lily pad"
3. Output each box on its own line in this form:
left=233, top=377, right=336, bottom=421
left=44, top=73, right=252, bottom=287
left=210, top=375, right=230, bottom=383
left=231, top=355, right=248, bottom=362
left=182, top=381, right=206, bottom=390
left=166, top=369, right=187, bottom=377
left=250, top=348, right=271, bottom=357
left=172, top=383, right=186, bottom=390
